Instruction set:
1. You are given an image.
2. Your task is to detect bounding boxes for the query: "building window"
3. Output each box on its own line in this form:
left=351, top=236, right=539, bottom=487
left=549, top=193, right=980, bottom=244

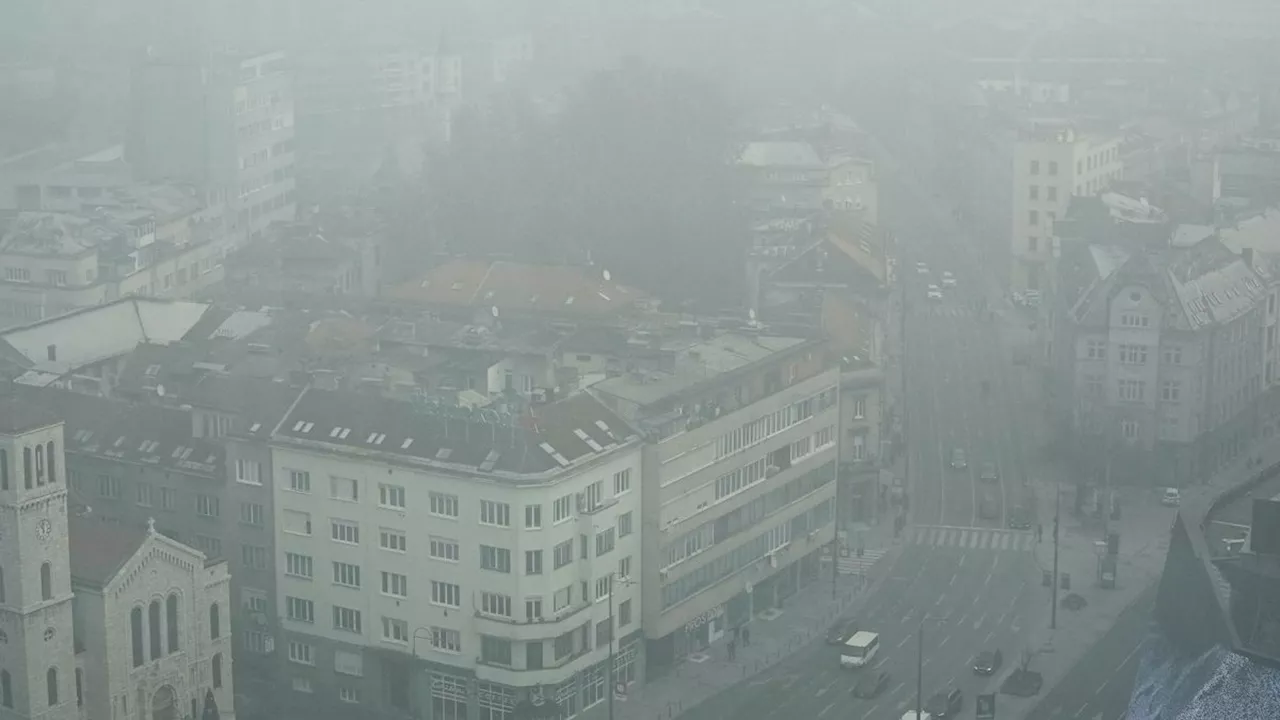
left=330, top=519, right=359, bottom=544
left=288, top=641, right=314, bottom=665
left=0, top=448, right=7, bottom=490
left=196, top=494, right=220, bottom=518
left=74, top=668, right=81, bottom=707
left=22, top=447, right=31, bottom=489
left=431, top=628, right=462, bottom=653
left=480, top=592, right=512, bottom=618
left=382, top=617, right=410, bottom=644
left=46, top=667, right=57, bottom=707
left=379, top=528, right=407, bottom=552
left=479, top=500, right=511, bottom=527
left=1120, top=313, right=1149, bottom=328
left=613, top=469, right=632, bottom=494
left=332, top=562, right=361, bottom=588
left=525, top=550, right=543, bottom=575
left=1118, top=379, right=1144, bottom=401
left=1028, top=210, right=1039, bottom=225
left=166, top=594, right=179, bottom=652
left=524, top=504, right=542, bottom=529
left=97, top=474, right=120, bottom=498
left=241, top=544, right=267, bottom=569
left=149, top=601, right=163, bottom=659
left=553, top=539, right=573, bottom=569
left=378, top=483, right=406, bottom=509
left=429, top=492, right=458, bottom=518
left=0, top=670, right=9, bottom=708
left=1047, top=160, right=1058, bottom=175
left=40, top=562, right=51, bottom=600
left=130, top=607, right=144, bottom=667
left=1121, top=420, right=1140, bottom=439
left=1029, top=185, right=1039, bottom=200
left=286, top=596, right=314, bottom=623
left=1028, top=236, right=1038, bottom=252
left=45, top=442, right=55, bottom=484
left=619, top=555, right=632, bottom=579
left=595, top=576, right=612, bottom=601
left=596, top=527, right=616, bottom=556
left=480, top=636, right=513, bottom=666
left=429, top=537, right=459, bottom=562
left=526, top=597, right=543, bottom=621
left=330, top=477, right=359, bottom=502
left=618, top=512, right=634, bottom=537
left=212, top=654, right=223, bottom=689
left=619, top=599, right=632, bottom=626
left=209, top=603, right=220, bottom=639
left=1119, top=344, right=1148, bottom=364
left=1086, top=340, right=1107, bottom=360
left=431, top=581, right=461, bottom=608
left=480, top=545, right=511, bottom=573
left=553, top=494, right=572, bottom=523
left=381, top=572, right=408, bottom=598
left=1161, top=380, right=1182, bottom=402
left=287, top=469, right=309, bottom=492
left=1047, top=186, right=1058, bottom=201
left=282, top=510, right=312, bottom=536
left=239, top=502, right=264, bottom=527
left=235, top=459, right=261, bottom=485
left=292, top=678, right=312, bottom=694
left=1029, top=160, right=1040, bottom=175
left=1162, top=346, right=1182, bottom=364
left=332, top=605, right=362, bottom=634
left=284, top=552, right=313, bottom=578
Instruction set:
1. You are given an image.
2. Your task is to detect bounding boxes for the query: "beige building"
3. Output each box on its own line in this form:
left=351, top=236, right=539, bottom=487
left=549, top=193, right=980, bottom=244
left=1011, top=121, right=1123, bottom=293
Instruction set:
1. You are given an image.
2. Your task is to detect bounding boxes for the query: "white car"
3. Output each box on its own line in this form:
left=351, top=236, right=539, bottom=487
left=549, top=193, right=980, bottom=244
left=916, top=261, right=929, bottom=275
left=926, top=284, right=943, bottom=301
left=1162, top=488, right=1181, bottom=507
left=941, top=271, right=956, bottom=288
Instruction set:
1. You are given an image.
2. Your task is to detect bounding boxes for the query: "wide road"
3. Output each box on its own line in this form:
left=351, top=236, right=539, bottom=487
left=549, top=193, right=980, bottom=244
left=1024, top=584, right=1157, bottom=720
left=882, top=139, right=1039, bottom=538
left=687, top=542, right=1038, bottom=720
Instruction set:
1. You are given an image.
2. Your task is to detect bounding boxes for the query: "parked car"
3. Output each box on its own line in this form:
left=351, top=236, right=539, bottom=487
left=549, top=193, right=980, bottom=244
left=853, top=670, right=891, bottom=699
left=949, top=448, right=967, bottom=470
left=1162, top=488, right=1182, bottom=506
left=1008, top=505, right=1032, bottom=530
left=941, top=271, right=956, bottom=288
left=916, top=261, right=929, bottom=275
left=980, top=463, right=999, bottom=483
left=973, top=649, right=1003, bottom=676
left=925, top=688, right=963, bottom=719
left=927, top=284, right=943, bottom=301
left=826, top=618, right=859, bottom=645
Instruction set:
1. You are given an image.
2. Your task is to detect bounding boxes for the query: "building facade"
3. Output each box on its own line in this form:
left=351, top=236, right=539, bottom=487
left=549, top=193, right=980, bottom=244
left=590, top=332, right=838, bottom=671
left=270, top=388, right=644, bottom=720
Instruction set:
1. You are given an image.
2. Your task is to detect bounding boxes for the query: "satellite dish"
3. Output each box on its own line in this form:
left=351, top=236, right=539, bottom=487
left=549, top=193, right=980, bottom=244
left=491, top=306, right=499, bottom=318
left=603, top=269, right=611, bottom=282
left=156, top=384, right=166, bottom=398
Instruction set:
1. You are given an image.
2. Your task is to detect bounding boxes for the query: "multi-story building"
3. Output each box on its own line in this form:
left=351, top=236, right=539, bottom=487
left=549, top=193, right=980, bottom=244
left=127, top=51, right=296, bottom=245
left=0, top=397, right=235, bottom=720
left=270, top=388, right=644, bottom=720
left=1049, top=224, right=1267, bottom=486
left=590, top=331, right=838, bottom=670
left=1011, top=121, right=1124, bottom=293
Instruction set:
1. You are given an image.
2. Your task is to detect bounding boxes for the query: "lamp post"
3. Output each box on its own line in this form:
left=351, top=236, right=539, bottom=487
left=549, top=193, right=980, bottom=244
left=1050, top=479, right=1061, bottom=630
left=913, top=613, right=945, bottom=719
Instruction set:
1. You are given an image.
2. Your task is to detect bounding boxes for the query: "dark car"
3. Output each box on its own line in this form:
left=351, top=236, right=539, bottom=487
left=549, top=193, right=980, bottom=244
left=925, top=688, right=963, bottom=718
left=949, top=448, right=967, bottom=470
left=1008, top=506, right=1032, bottom=530
left=973, top=649, right=1003, bottom=676
left=826, top=618, right=858, bottom=645
left=979, top=463, right=999, bottom=483
left=852, top=670, right=890, bottom=699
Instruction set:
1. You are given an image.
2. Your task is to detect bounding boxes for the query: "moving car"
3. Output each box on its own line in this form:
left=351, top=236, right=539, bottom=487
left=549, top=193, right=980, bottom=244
left=949, top=448, right=967, bottom=470
left=916, top=261, right=929, bottom=275
left=927, top=284, right=943, bottom=301
left=826, top=618, right=859, bottom=645
left=840, top=631, right=880, bottom=668
left=925, top=688, right=963, bottom=719
left=1162, top=487, right=1182, bottom=507
left=979, top=463, right=999, bottom=483
left=973, top=649, right=1003, bottom=676
left=900, top=713, right=932, bottom=720
left=852, top=670, right=891, bottom=699
left=1008, top=505, right=1032, bottom=530
left=941, top=271, right=956, bottom=288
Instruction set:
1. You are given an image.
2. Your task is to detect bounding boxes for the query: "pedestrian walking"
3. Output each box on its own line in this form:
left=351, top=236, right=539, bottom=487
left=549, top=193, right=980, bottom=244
left=727, top=639, right=737, bottom=661
left=742, top=627, right=751, bottom=647
left=1036, top=523, right=1043, bottom=542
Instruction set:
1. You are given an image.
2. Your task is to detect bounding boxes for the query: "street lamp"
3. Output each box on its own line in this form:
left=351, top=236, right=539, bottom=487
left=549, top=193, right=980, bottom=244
left=607, top=571, right=636, bottom=720
left=1050, top=478, right=1061, bottom=631
left=912, top=613, right=948, bottom=719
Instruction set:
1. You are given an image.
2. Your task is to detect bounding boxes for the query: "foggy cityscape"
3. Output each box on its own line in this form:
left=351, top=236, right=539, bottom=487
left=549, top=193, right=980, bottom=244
left=3, top=2, right=1280, bottom=720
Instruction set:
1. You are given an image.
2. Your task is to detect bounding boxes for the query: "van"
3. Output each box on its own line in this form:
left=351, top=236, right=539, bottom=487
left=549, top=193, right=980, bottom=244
left=840, top=631, right=880, bottom=668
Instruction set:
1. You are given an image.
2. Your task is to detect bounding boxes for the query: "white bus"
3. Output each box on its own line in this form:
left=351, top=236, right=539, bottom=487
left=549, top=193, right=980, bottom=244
left=840, top=631, right=880, bottom=668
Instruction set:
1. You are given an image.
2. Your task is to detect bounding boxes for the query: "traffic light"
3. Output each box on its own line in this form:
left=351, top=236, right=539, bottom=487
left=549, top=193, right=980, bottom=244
left=975, top=693, right=996, bottom=719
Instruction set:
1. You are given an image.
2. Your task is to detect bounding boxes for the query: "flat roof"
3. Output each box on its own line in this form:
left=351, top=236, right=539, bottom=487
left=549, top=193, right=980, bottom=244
left=845, top=631, right=879, bottom=646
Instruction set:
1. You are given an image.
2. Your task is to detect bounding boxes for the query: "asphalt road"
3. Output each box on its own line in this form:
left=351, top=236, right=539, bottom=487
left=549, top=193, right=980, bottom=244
left=686, top=543, right=1037, bottom=720
left=881, top=145, right=1038, bottom=535
left=1024, top=584, right=1158, bottom=720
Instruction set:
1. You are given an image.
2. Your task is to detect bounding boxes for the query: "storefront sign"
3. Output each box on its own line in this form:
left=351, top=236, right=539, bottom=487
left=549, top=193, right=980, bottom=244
left=684, top=606, right=723, bottom=633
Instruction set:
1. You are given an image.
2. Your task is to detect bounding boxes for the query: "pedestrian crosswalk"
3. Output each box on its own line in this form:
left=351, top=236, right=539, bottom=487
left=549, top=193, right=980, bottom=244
left=917, top=305, right=979, bottom=319
left=907, top=525, right=1036, bottom=552
left=836, top=548, right=889, bottom=576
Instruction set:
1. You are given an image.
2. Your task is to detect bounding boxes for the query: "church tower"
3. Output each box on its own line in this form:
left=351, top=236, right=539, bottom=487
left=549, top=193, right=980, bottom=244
left=0, top=400, right=77, bottom=720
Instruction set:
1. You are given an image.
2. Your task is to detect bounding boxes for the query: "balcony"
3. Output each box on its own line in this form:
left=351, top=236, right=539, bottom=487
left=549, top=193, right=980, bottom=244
left=472, top=601, right=598, bottom=642
left=474, top=645, right=602, bottom=687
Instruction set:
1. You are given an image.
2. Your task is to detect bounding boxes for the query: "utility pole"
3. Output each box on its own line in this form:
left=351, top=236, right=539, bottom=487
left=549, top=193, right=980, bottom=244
left=833, top=379, right=843, bottom=599
left=607, top=572, right=616, bottom=720
left=900, top=251, right=910, bottom=525
left=1051, top=479, right=1061, bottom=630
left=915, top=621, right=924, bottom=720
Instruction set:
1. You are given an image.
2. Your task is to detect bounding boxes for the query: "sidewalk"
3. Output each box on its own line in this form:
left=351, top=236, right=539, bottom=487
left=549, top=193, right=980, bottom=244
left=990, top=433, right=1280, bottom=718
left=618, top=536, right=903, bottom=720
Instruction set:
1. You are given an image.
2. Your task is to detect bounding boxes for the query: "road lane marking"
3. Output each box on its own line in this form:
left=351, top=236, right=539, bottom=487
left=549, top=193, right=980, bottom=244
left=898, top=636, right=911, bottom=649
left=819, top=701, right=836, bottom=718
left=936, top=592, right=945, bottom=606
left=891, top=682, right=906, bottom=696
left=949, top=571, right=957, bottom=587
left=966, top=530, right=980, bottom=548
left=984, top=630, right=995, bottom=644
left=974, top=613, right=986, bottom=629
left=938, top=634, right=950, bottom=647
left=984, top=571, right=993, bottom=587
left=1096, top=643, right=1145, bottom=695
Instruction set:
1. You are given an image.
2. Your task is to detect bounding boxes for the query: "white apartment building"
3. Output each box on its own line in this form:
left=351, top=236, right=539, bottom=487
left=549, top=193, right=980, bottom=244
left=0, top=400, right=234, bottom=720
left=1012, top=121, right=1124, bottom=293
left=591, top=332, right=838, bottom=670
left=271, top=389, right=644, bottom=720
